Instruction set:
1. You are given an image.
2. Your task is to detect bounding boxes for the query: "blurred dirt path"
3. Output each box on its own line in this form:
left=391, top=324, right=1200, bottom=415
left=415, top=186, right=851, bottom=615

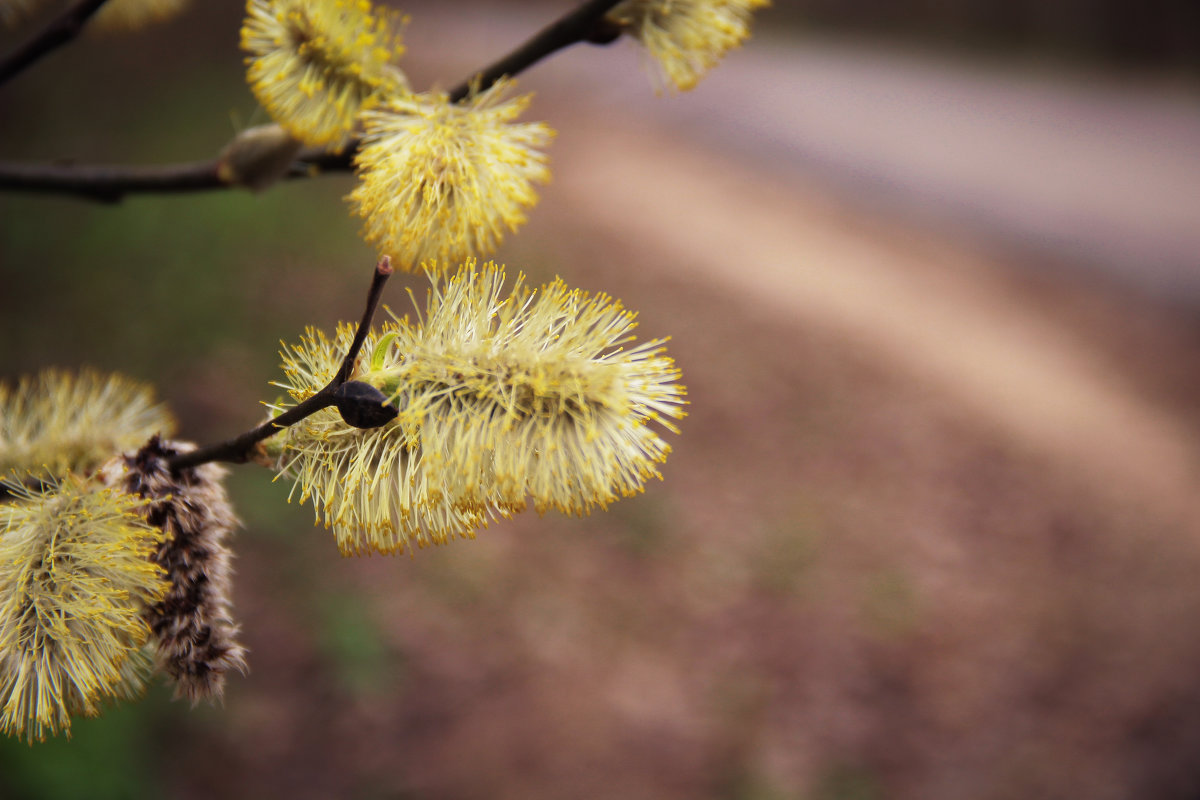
left=546, top=122, right=1200, bottom=527
left=634, top=37, right=1200, bottom=304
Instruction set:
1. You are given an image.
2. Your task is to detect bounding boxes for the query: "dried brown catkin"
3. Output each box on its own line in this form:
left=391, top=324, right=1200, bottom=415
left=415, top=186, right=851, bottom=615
left=100, top=437, right=247, bottom=703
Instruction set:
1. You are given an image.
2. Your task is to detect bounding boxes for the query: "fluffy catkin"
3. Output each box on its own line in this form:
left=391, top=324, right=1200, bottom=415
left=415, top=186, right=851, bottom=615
left=269, top=324, right=515, bottom=556
left=241, top=0, right=408, bottom=149
left=609, top=0, right=770, bottom=92
left=376, top=261, right=688, bottom=515
left=0, top=369, right=174, bottom=478
left=0, top=475, right=166, bottom=743
left=99, top=438, right=247, bottom=704
left=270, top=261, right=686, bottom=552
left=350, top=81, right=553, bottom=271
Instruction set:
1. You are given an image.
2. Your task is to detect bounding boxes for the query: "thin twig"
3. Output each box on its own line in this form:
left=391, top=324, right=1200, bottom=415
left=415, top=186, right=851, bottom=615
left=0, top=0, right=627, bottom=197
left=166, top=257, right=394, bottom=473
left=0, top=0, right=114, bottom=88
left=312, top=0, right=626, bottom=171
left=448, top=0, right=625, bottom=103
left=334, top=256, right=393, bottom=385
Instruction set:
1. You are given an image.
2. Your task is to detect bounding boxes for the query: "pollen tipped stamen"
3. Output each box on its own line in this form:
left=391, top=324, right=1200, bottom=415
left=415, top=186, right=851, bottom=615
left=0, top=476, right=167, bottom=743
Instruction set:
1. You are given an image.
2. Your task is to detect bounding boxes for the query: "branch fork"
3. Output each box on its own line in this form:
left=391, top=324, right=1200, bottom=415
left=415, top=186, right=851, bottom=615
left=166, top=256, right=394, bottom=473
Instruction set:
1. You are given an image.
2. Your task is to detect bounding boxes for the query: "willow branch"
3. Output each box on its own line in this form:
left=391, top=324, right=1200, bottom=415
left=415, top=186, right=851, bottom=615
left=166, top=257, right=394, bottom=473
left=0, top=159, right=234, bottom=203
left=0, top=0, right=627, bottom=197
left=0, top=0, right=114, bottom=88
left=449, top=0, right=624, bottom=103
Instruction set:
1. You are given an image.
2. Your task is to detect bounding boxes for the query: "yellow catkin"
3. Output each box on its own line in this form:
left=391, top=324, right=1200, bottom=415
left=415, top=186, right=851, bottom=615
left=609, top=0, right=770, bottom=92
left=349, top=81, right=553, bottom=273
left=269, top=324, right=510, bottom=556
left=241, top=0, right=408, bottom=149
left=376, top=261, right=687, bottom=514
left=0, top=476, right=167, bottom=743
left=269, top=261, right=686, bottom=556
left=0, top=369, right=174, bottom=479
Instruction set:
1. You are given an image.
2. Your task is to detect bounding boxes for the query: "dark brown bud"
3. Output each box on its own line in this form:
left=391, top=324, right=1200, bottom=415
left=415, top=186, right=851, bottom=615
left=333, top=381, right=398, bottom=429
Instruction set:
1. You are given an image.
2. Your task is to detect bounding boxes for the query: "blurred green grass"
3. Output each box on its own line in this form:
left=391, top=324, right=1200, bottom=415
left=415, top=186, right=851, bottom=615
left=0, top=684, right=177, bottom=800
left=0, top=179, right=369, bottom=377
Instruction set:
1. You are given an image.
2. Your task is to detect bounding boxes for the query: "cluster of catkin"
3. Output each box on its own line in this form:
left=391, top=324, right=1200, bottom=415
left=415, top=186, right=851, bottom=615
left=233, top=0, right=768, bottom=270
left=0, top=0, right=766, bottom=744
left=0, top=376, right=246, bottom=743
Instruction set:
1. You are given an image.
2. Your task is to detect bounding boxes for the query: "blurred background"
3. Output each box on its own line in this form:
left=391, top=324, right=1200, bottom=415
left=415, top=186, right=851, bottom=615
left=2, top=1, right=1200, bottom=797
